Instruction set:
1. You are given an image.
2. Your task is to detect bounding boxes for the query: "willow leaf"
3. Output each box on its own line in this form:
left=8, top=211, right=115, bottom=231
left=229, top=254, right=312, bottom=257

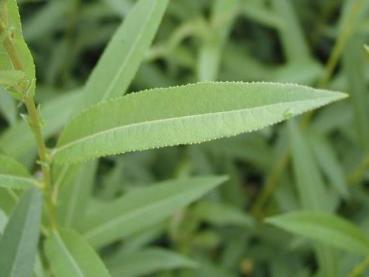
left=0, top=154, right=36, bottom=189
left=77, top=0, right=169, bottom=111
left=0, top=188, right=42, bottom=277
left=55, top=82, right=346, bottom=164
left=45, top=229, right=110, bottom=277
left=79, top=176, right=226, bottom=248
left=267, top=211, right=369, bottom=256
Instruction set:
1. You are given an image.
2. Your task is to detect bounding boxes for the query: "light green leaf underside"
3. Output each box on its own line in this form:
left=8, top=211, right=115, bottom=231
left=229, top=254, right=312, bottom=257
left=0, top=155, right=35, bottom=188
left=45, top=229, right=110, bottom=277
left=79, top=176, right=227, bottom=248
left=108, top=248, right=197, bottom=277
left=77, top=0, right=169, bottom=111
left=267, top=211, right=369, bottom=256
left=55, top=82, right=346, bottom=164
left=0, top=188, right=42, bottom=277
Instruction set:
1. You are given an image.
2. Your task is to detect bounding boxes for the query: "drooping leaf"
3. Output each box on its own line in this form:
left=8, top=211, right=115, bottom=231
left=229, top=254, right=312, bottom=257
left=107, top=248, right=197, bottom=277
left=75, top=0, right=169, bottom=111
left=0, top=188, right=42, bottom=277
left=79, top=176, right=227, bottom=247
left=267, top=211, right=369, bottom=256
left=0, top=154, right=36, bottom=188
left=45, top=228, right=110, bottom=277
left=55, top=82, right=346, bottom=164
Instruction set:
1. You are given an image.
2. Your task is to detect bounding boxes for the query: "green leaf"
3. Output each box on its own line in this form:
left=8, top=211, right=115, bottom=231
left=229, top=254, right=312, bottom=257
left=45, top=228, right=110, bottom=277
left=193, top=201, right=254, bottom=227
left=0, top=91, right=81, bottom=159
left=0, top=70, right=25, bottom=88
left=0, top=0, right=35, bottom=91
left=267, top=211, right=369, bottom=256
left=288, top=121, right=331, bottom=211
left=0, top=188, right=42, bottom=277
left=0, top=89, right=17, bottom=125
left=76, top=0, right=169, bottom=111
left=288, top=120, right=338, bottom=276
left=56, top=161, right=98, bottom=227
left=55, top=82, right=346, bottom=164
left=271, top=0, right=311, bottom=63
left=79, top=176, right=227, bottom=248
left=343, top=35, right=369, bottom=151
left=0, top=154, right=36, bottom=188
left=310, top=132, right=349, bottom=198
left=108, top=248, right=197, bottom=277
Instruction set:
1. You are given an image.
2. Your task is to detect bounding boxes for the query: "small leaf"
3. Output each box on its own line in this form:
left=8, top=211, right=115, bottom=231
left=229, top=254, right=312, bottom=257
left=45, top=228, right=110, bottom=277
left=55, top=82, right=346, bottom=164
left=266, top=211, right=369, bottom=256
left=108, top=248, right=197, bottom=277
left=0, top=154, right=36, bottom=188
left=79, top=176, right=227, bottom=248
left=0, top=188, right=42, bottom=277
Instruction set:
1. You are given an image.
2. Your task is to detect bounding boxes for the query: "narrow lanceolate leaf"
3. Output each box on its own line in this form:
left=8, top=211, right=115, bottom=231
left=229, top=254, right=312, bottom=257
left=45, top=229, right=110, bottom=277
left=79, top=176, right=227, bottom=248
left=267, top=211, right=369, bottom=256
left=76, top=0, right=169, bottom=111
left=108, top=248, right=197, bottom=277
left=0, top=188, right=42, bottom=277
left=55, top=82, right=346, bottom=164
left=0, top=154, right=36, bottom=189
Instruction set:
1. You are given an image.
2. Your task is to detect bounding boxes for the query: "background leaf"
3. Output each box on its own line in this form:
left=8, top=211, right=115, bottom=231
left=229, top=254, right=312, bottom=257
left=45, top=228, right=110, bottom=277
left=0, top=154, right=36, bottom=188
left=267, top=211, right=369, bottom=256
left=0, top=188, right=42, bottom=277
left=79, top=176, right=227, bottom=248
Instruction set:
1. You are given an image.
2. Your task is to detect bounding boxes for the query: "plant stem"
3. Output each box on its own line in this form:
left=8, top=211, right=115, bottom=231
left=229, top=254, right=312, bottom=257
left=0, top=20, right=57, bottom=230
left=24, top=96, right=57, bottom=229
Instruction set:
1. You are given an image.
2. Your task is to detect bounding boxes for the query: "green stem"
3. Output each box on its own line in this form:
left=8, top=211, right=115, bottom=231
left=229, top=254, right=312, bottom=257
left=0, top=20, right=57, bottom=230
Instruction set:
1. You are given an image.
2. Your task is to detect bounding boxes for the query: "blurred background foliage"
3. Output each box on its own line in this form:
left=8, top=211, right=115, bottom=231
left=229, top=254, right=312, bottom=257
left=1, top=0, right=369, bottom=276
